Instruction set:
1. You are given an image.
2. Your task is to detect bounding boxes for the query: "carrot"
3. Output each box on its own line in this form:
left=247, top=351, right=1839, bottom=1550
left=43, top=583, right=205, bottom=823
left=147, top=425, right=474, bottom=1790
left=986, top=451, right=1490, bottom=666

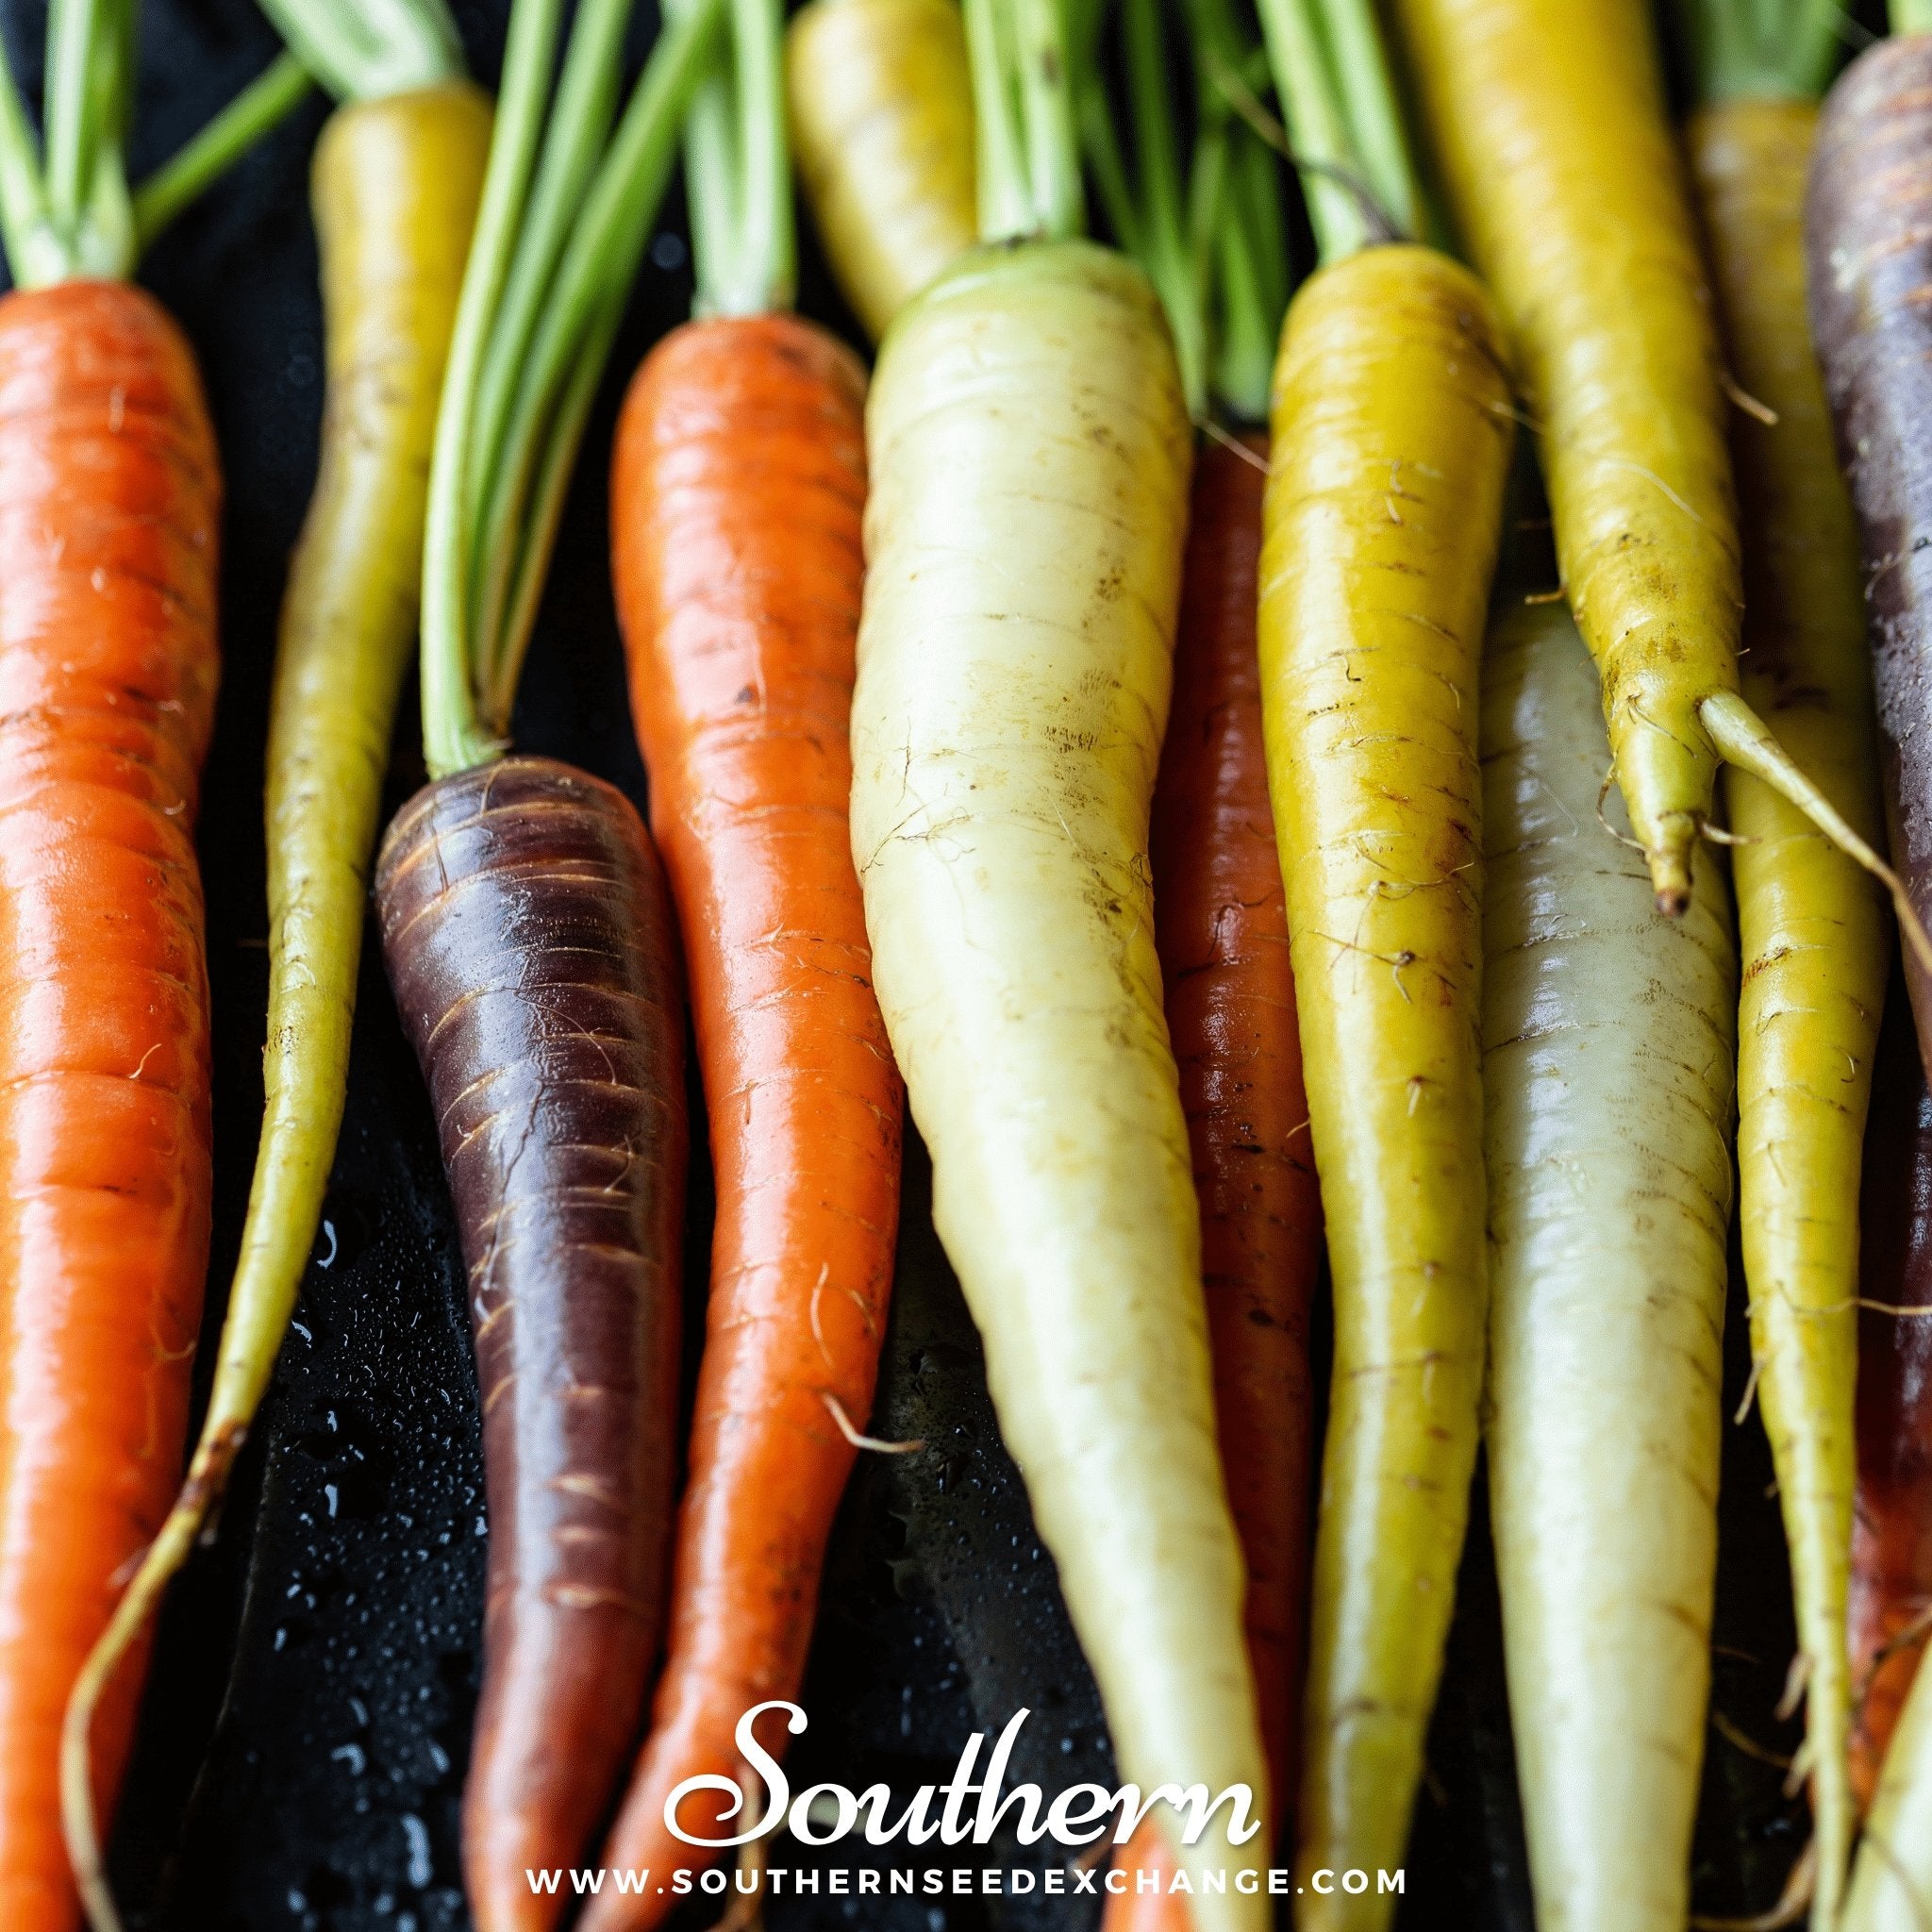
left=376, top=758, right=687, bottom=1927
left=371, top=3, right=726, bottom=1923
left=60, top=16, right=490, bottom=1924
left=1850, top=991, right=1932, bottom=1811
left=579, top=15, right=904, bottom=1911
left=1158, top=429, right=1315, bottom=1833
left=1078, top=9, right=1306, bottom=1918
left=1807, top=19, right=1932, bottom=1096
left=1396, top=0, right=1922, bottom=946
left=0, top=12, right=245, bottom=1924
left=1482, top=584, right=1737, bottom=1932
left=1107, top=428, right=1317, bottom=1932
left=1247, top=2, right=1510, bottom=1915
left=1847, top=1657, right=1932, bottom=1930
left=848, top=0, right=1269, bottom=1915
left=786, top=0, right=976, bottom=339
left=1669, top=10, right=1894, bottom=1914
left=0, top=276, right=218, bottom=1932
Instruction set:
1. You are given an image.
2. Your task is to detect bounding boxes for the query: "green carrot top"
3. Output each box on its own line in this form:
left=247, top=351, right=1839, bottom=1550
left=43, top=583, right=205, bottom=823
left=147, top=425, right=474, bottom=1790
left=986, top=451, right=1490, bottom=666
left=1074, top=0, right=1289, bottom=422
left=258, top=0, right=464, bottom=101
left=1900, top=0, right=1932, bottom=38
left=0, top=0, right=142, bottom=283
left=1674, top=0, right=1846, bottom=101
left=675, top=0, right=791, bottom=315
left=1254, top=0, right=1420, bottom=266
left=418, top=0, right=727, bottom=779
left=966, top=0, right=1084, bottom=242
left=0, top=0, right=331, bottom=284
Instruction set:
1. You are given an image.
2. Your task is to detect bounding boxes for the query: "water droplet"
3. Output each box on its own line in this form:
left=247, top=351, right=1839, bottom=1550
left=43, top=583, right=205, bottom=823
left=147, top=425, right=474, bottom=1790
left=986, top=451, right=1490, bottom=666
left=402, top=1813, right=432, bottom=1887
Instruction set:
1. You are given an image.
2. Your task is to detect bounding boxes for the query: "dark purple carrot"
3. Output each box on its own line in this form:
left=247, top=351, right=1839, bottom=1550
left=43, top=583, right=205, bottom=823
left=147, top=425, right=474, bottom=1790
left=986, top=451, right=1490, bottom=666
left=1807, top=32, right=1932, bottom=1084
left=376, top=756, right=686, bottom=1924
left=375, top=0, right=726, bottom=1921
left=1850, top=989, right=1932, bottom=1807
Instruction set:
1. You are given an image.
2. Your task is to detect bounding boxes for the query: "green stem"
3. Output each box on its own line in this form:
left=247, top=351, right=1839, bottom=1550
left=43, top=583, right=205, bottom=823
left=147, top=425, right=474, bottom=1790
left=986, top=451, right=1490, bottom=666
left=965, top=0, right=1033, bottom=238
left=1254, top=0, right=1358, bottom=260
left=675, top=0, right=790, bottom=317
left=1320, top=0, right=1415, bottom=237
left=481, top=287, right=625, bottom=730
left=0, top=33, right=55, bottom=283
left=1014, top=0, right=1081, bottom=239
left=133, top=52, right=312, bottom=249
left=420, top=0, right=564, bottom=778
left=469, top=0, right=726, bottom=730
left=1679, top=0, right=1845, bottom=98
left=255, top=0, right=463, bottom=102
left=465, top=0, right=630, bottom=594
left=714, top=0, right=791, bottom=313
left=1897, top=0, right=1932, bottom=36
left=1231, top=120, right=1288, bottom=328
left=965, top=0, right=1080, bottom=241
left=1209, top=128, right=1278, bottom=423
left=1078, top=79, right=1142, bottom=262
left=45, top=0, right=103, bottom=234
left=1122, top=0, right=1206, bottom=412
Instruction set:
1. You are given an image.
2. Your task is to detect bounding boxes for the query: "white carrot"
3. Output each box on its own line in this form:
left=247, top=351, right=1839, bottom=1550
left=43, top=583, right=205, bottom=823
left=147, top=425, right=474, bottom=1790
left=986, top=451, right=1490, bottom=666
left=847, top=0, right=1267, bottom=1919
left=1481, top=593, right=1737, bottom=1932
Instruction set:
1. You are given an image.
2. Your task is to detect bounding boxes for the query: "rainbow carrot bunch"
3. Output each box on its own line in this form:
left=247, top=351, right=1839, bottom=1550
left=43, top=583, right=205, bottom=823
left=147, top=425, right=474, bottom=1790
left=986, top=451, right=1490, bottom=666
left=44, top=0, right=1932, bottom=1924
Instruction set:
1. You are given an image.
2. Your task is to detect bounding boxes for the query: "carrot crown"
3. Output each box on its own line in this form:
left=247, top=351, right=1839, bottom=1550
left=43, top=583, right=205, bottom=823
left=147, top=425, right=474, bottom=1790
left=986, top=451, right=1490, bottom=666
left=1074, top=0, right=1289, bottom=421
left=1672, top=0, right=1846, bottom=100
left=257, top=0, right=466, bottom=101
left=0, top=0, right=139, bottom=283
left=0, top=0, right=326, bottom=284
left=965, top=0, right=1085, bottom=242
left=418, top=0, right=725, bottom=778
left=677, top=0, right=792, bottom=315
left=1253, top=0, right=1419, bottom=264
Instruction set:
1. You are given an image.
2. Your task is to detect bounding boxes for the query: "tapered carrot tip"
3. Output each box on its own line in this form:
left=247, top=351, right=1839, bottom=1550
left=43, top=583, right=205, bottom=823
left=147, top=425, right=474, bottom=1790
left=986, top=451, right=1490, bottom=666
left=1649, top=842, right=1693, bottom=919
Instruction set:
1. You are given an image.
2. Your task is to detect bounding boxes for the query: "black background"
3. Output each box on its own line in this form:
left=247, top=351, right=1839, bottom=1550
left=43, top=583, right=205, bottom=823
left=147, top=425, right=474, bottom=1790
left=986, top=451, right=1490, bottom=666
left=0, top=0, right=1851, bottom=1924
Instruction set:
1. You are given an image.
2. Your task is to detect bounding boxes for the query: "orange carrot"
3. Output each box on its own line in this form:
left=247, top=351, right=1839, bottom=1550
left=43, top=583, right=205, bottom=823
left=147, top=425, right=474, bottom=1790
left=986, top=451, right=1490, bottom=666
left=0, top=280, right=219, bottom=1932
left=1105, top=432, right=1317, bottom=1930
left=1153, top=428, right=1317, bottom=1822
left=585, top=311, right=902, bottom=1922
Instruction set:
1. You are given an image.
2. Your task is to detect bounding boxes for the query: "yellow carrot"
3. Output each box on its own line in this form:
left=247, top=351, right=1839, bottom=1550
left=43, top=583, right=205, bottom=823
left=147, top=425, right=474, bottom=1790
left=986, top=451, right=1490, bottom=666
left=786, top=0, right=976, bottom=339
left=1396, top=0, right=1922, bottom=968
left=1258, top=242, right=1512, bottom=1919
left=1688, top=93, right=1888, bottom=1926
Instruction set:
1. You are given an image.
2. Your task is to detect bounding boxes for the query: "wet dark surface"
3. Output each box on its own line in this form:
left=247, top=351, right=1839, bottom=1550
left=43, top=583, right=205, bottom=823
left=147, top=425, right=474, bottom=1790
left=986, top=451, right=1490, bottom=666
left=0, top=0, right=1819, bottom=1924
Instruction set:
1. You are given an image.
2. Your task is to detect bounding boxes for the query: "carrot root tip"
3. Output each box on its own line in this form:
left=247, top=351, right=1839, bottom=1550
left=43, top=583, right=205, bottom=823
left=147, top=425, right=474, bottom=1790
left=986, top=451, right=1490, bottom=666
left=1698, top=691, right=1932, bottom=972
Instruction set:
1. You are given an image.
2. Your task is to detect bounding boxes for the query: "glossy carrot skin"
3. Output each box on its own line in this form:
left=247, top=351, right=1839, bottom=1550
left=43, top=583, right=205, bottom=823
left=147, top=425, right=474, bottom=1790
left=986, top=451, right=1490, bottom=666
left=586, top=313, right=902, bottom=1924
left=1153, top=431, right=1315, bottom=1821
left=1110, top=434, right=1316, bottom=1925
left=1851, top=1001, right=1932, bottom=1807
left=1690, top=98, right=1887, bottom=1916
left=375, top=757, right=687, bottom=1932
left=0, top=281, right=219, bottom=1932
left=1807, top=37, right=1932, bottom=1085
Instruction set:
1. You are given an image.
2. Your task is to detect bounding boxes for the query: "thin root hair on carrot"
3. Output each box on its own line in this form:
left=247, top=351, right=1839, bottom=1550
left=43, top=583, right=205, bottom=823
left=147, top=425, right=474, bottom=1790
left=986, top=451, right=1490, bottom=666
left=821, top=1391, right=924, bottom=1454
left=1699, top=690, right=1932, bottom=964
